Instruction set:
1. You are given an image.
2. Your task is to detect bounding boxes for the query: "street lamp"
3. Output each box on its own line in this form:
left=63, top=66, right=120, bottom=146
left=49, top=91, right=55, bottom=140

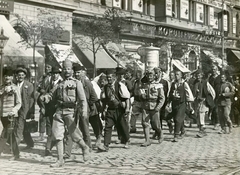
left=0, top=28, right=9, bottom=85
left=221, top=0, right=225, bottom=68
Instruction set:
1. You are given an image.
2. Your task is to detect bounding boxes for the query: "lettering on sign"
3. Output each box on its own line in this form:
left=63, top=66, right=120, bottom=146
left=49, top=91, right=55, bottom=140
left=193, top=0, right=225, bottom=9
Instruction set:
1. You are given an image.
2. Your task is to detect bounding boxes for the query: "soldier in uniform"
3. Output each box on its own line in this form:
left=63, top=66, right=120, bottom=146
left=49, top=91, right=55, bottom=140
left=0, top=67, right=21, bottom=160
left=168, top=70, right=194, bottom=142
left=49, top=59, right=90, bottom=167
left=217, top=73, right=234, bottom=134
left=139, top=68, right=165, bottom=147
left=99, top=69, right=130, bottom=151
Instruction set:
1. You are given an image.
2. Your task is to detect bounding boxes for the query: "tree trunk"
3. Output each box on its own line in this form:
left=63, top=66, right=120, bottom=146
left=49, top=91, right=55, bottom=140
left=93, top=53, right=96, bottom=78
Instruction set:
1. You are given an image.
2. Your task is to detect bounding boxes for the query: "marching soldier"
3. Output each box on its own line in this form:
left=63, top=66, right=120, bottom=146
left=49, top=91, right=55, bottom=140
left=139, top=68, right=165, bottom=147
left=0, top=67, right=21, bottom=160
left=49, top=59, right=90, bottom=167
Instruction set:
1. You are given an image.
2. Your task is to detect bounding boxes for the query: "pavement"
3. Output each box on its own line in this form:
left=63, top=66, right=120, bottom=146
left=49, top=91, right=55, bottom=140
left=0, top=108, right=240, bottom=175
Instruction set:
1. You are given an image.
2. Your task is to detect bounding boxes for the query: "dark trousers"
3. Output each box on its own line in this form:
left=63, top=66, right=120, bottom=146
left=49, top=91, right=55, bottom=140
left=172, top=101, right=186, bottom=137
left=45, top=111, right=55, bottom=151
left=0, top=117, right=19, bottom=157
left=104, top=108, right=130, bottom=146
left=231, top=100, right=240, bottom=125
left=89, top=114, right=103, bottom=138
left=39, top=113, right=46, bottom=133
left=210, top=105, right=218, bottom=125
left=15, top=116, right=34, bottom=147
left=79, top=115, right=92, bottom=148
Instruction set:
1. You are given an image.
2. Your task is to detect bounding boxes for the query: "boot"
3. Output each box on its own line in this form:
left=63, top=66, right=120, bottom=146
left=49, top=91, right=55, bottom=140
left=35, top=133, right=44, bottom=141
left=45, top=136, right=52, bottom=156
left=50, top=140, right=65, bottom=168
left=158, top=130, right=164, bottom=144
left=141, top=127, right=151, bottom=147
left=172, top=134, right=179, bottom=142
left=228, top=122, right=233, bottom=134
left=167, top=121, right=173, bottom=134
left=95, top=135, right=102, bottom=148
left=78, top=139, right=90, bottom=162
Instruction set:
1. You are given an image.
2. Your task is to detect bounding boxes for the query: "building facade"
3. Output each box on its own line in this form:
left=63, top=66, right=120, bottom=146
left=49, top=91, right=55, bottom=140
left=1, top=0, right=240, bottom=77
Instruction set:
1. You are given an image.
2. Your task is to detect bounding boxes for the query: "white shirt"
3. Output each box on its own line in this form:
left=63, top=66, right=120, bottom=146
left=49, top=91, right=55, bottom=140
left=18, top=81, right=24, bottom=89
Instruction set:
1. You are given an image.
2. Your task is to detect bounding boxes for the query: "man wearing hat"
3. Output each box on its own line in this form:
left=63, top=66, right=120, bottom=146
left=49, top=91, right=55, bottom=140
left=99, top=68, right=130, bottom=151
left=167, top=70, right=194, bottom=142
left=15, top=65, right=35, bottom=149
left=64, top=64, right=104, bottom=158
left=41, top=66, right=63, bottom=156
left=49, top=59, right=90, bottom=167
left=139, top=68, right=165, bottom=146
left=0, top=67, right=21, bottom=160
left=231, top=76, right=240, bottom=127
left=193, top=69, right=215, bottom=138
left=36, top=62, right=53, bottom=141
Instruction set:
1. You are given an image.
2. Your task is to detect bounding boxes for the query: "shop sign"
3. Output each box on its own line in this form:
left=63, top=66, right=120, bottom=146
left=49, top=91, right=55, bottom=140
left=180, top=0, right=189, bottom=20
left=132, top=0, right=143, bottom=12
left=196, top=3, right=204, bottom=23
left=209, top=7, right=215, bottom=26
left=224, top=14, right=228, bottom=31
left=130, top=23, right=155, bottom=37
left=165, top=0, right=172, bottom=17
left=193, top=0, right=225, bottom=9
left=156, top=26, right=222, bottom=44
left=113, top=0, right=121, bottom=8
left=233, top=17, right=236, bottom=34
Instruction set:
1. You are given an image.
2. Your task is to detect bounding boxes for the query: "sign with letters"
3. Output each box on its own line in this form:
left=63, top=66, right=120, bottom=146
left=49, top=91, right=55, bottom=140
left=132, top=0, right=143, bottom=12
left=233, top=17, right=236, bottom=34
left=209, top=7, right=214, bottom=26
left=166, top=0, right=172, bottom=16
left=180, top=0, right=189, bottom=20
left=196, top=3, right=204, bottom=23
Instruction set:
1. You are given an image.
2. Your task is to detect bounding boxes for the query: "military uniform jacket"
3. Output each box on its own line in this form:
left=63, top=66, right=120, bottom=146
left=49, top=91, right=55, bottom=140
left=53, top=77, right=88, bottom=117
left=217, top=81, right=234, bottom=106
left=0, top=84, right=22, bottom=117
left=139, top=81, right=165, bottom=111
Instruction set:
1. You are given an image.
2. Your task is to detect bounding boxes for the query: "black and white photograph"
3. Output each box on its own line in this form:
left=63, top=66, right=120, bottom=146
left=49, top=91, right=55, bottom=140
left=0, top=0, right=240, bottom=175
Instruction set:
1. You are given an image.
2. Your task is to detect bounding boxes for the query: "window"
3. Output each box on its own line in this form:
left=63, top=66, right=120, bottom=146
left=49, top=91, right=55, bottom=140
left=143, top=0, right=150, bottom=15
left=184, top=51, right=196, bottom=71
left=101, top=0, right=106, bottom=6
left=172, top=0, right=180, bottom=18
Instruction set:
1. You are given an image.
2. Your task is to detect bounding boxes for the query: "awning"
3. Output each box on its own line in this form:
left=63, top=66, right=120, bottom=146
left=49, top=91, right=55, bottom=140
left=202, top=50, right=227, bottom=68
left=0, top=15, right=43, bottom=59
left=228, top=50, right=240, bottom=64
left=73, top=35, right=117, bottom=69
left=45, top=44, right=83, bottom=67
left=172, top=59, right=191, bottom=73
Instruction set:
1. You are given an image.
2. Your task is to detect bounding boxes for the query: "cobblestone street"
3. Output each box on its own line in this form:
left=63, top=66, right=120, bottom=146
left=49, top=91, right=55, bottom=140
left=0, top=110, right=240, bottom=175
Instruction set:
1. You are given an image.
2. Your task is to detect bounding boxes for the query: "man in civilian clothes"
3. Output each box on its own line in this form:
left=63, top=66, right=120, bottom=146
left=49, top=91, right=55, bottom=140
left=99, top=69, right=130, bottom=151
left=231, top=76, right=240, bottom=127
left=209, top=64, right=221, bottom=130
left=0, top=67, right=21, bottom=160
left=168, top=70, right=194, bottom=142
left=15, top=66, right=35, bottom=149
left=217, top=73, right=234, bottom=134
left=36, top=63, right=52, bottom=141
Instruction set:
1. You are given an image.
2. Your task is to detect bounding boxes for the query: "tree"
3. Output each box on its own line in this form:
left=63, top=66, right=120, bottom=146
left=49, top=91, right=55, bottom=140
left=73, top=15, right=119, bottom=77
left=14, top=8, right=69, bottom=84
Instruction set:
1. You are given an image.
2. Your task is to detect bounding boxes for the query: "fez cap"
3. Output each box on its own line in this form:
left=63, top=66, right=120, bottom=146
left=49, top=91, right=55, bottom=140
left=3, top=67, right=14, bottom=76
left=16, top=65, right=27, bottom=75
left=51, top=67, right=61, bottom=74
left=115, top=67, right=125, bottom=75
left=73, top=63, right=86, bottom=72
left=63, top=59, right=72, bottom=68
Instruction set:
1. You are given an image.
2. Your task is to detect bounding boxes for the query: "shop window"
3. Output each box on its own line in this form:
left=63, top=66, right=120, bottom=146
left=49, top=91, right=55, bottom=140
left=184, top=51, right=196, bottom=71
left=172, top=0, right=180, bottom=18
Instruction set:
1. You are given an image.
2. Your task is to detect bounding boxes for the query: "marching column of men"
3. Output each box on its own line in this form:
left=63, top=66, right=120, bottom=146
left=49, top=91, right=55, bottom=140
left=1, top=60, right=240, bottom=168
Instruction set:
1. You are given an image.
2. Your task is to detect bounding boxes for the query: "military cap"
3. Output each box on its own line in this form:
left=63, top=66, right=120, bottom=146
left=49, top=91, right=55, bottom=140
left=153, top=67, right=162, bottom=73
left=195, top=69, right=203, bottom=75
left=15, top=65, right=27, bottom=75
left=63, top=59, right=72, bottom=68
left=51, top=67, right=61, bottom=74
left=115, top=67, right=125, bottom=75
left=3, top=67, right=14, bottom=76
left=145, top=68, right=155, bottom=74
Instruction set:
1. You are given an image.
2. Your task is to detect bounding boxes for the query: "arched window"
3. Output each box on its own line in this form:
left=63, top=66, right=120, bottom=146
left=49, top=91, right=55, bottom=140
left=184, top=50, right=196, bottom=71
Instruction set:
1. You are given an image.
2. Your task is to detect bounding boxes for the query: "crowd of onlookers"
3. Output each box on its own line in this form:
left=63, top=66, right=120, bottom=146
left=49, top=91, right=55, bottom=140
left=0, top=59, right=239, bottom=168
